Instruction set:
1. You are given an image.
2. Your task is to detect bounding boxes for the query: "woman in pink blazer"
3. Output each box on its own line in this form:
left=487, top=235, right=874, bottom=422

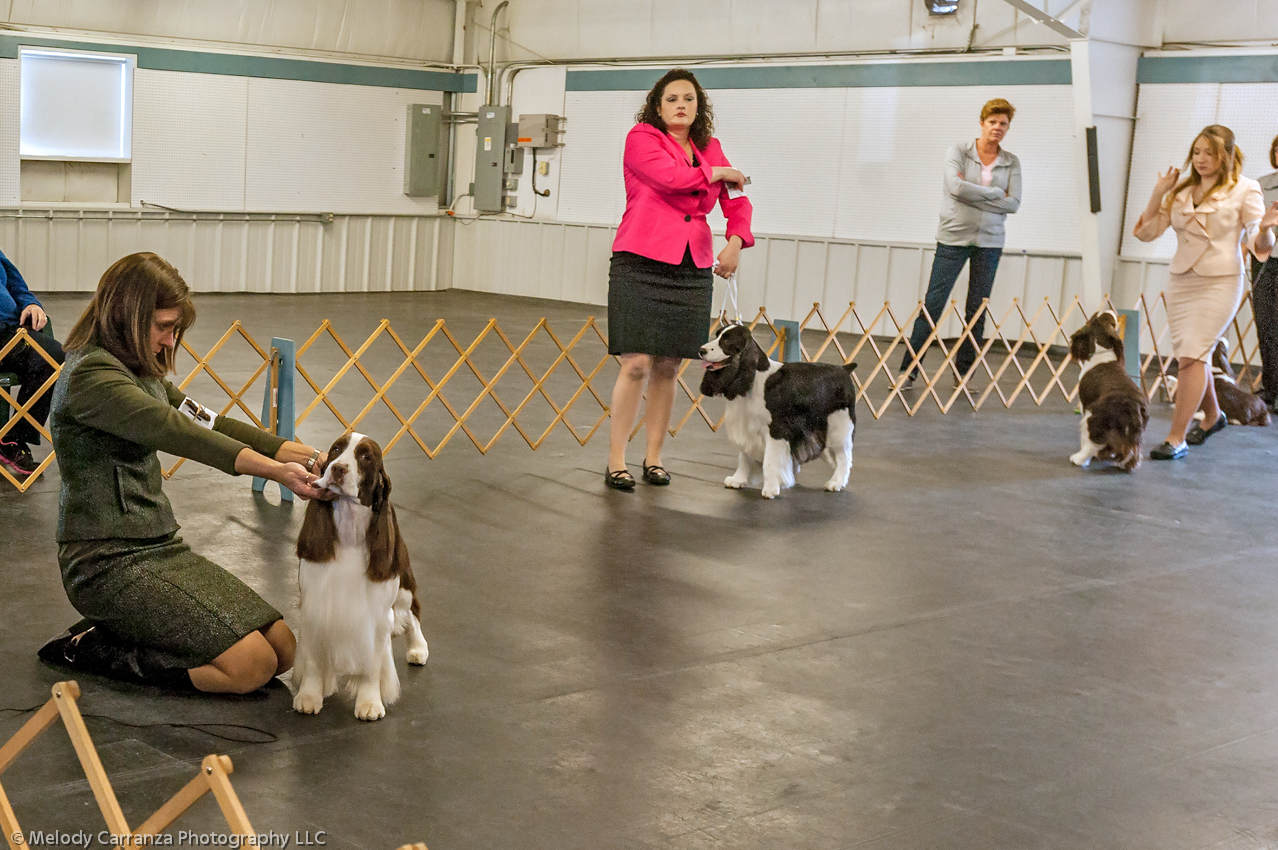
left=1134, top=124, right=1278, bottom=459
left=604, top=69, right=754, bottom=490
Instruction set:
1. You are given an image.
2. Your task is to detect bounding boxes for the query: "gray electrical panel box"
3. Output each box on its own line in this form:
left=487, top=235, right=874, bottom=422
left=404, top=104, right=442, bottom=197
left=474, top=105, right=512, bottom=213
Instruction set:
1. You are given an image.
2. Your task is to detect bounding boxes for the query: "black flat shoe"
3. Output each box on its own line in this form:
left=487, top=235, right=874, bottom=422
left=1185, top=413, right=1226, bottom=445
left=605, top=468, right=636, bottom=490
left=1150, top=440, right=1188, bottom=460
left=641, top=460, right=670, bottom=486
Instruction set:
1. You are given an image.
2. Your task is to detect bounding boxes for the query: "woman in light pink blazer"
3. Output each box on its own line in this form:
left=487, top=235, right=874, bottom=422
left=604, top=69, right=754, bottom=490
left=1134, top=124, right=1278, bottom=459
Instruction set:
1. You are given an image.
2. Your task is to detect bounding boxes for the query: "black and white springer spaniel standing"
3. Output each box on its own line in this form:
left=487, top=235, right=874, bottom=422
left=1068, top=310, right=1148, bottom=471
left=699, top=324, right=856, bottom=498
left=293, top=433, right=428, bottom=720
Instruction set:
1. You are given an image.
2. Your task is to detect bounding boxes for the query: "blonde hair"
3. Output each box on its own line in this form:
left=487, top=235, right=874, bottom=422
left=1165, top=124, right=1244, bottom=210
left=64, top=253, right=196, bottom=378
left=980, top=98, right=1015, bottom=122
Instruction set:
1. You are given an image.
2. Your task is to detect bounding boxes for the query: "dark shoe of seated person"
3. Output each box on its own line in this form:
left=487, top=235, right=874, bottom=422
left=1185, top=412, right=1227, bottom=446
left=1150, top=440, right=1188, bottom=460
left=38, top=620, right=194, bottom=691
left=0, top=440, right=35, bottom=477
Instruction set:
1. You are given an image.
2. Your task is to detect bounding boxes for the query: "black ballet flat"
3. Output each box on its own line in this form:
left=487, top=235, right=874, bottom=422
left=1185, top=413, right=1226, bottom=446
left=1150, top=440, right=1188, bottom=460
left=605, top=468, right=636, bottom=490
left=641, top=460, right=670, bottom=486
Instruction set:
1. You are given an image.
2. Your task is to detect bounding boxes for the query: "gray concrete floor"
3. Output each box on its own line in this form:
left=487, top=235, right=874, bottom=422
left=4, top=290, right=1278, bottom=850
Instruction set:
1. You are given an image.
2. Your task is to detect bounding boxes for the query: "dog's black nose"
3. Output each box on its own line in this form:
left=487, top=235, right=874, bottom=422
left=698, top=345, right=709, bottom=356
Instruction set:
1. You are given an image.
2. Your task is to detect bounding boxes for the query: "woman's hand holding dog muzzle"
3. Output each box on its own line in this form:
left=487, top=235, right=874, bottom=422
left=279, top=462, right=334, bottom=501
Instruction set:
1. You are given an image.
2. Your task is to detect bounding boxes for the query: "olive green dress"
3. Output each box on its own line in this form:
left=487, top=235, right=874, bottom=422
left=49, top=346, right=288, bottom=667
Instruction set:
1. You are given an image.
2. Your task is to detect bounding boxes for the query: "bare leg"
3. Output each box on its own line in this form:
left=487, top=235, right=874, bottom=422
left=608, top=354, right=650, bottom=473
left=262, top=619, right=295, bottom=675
left=643, top=356, right=681, bottom=467
left=1167, top=358, right=1216, bottom=444
left=188, top=631, right=280, bottom=694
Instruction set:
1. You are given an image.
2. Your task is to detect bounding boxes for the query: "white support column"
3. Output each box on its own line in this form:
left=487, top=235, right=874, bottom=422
left=1070, top=38, right=1104, bottom=310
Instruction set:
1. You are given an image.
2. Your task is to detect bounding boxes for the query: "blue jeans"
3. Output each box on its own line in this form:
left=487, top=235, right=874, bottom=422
left=900, top=243, right=1003, bottom=378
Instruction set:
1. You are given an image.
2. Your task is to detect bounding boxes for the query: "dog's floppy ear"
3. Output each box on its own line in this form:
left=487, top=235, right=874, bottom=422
left=1069, top=326, right=1095, bottom=364
left=366, top=489, right=403, bottom=582
left=1211, top=339, right=1235, bottom=378
left=743, top=330, right=769, bottom=373
left=1093, top=317, right=1125, bottom=360
left=297, top=499, right=337, bottom=563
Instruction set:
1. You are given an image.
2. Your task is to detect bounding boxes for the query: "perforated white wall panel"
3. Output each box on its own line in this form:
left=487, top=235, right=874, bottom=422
left=244, top=78, right=443, bottom=214
left=0, top=60, right=21, bottom=205
left=557, top=84, right=1080, bottom=254
left=1123, top=82, right=1278, bottom=260
left=556, top=90, right=636, bottom=227
left=133, top=69, right=250, bottom=210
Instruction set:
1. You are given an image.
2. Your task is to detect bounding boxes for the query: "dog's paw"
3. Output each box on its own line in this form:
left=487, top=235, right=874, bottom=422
left=293, top=691, right=324, bottom=715
left=761, top=484, right=780, bottom=499
left=724, top=474, right=748, bottom=489
left=823, top=480, right=845, bottom=492
left=406, top=644, right=429, bottom=665
left=1069, top=452, right=1092, bottom=468
left=355, top=698, right=386, bottom=721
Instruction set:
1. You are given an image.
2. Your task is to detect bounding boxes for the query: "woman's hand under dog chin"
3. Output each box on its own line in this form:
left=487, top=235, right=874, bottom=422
left=279, top=462, right=334, bottom=501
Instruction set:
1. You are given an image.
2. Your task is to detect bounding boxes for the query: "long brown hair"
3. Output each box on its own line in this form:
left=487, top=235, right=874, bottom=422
left=64, top=252, right=195, bottom=378
left=1165, top=124, right=1244, bottom=210
left=635, top=68, right=715, bottom=150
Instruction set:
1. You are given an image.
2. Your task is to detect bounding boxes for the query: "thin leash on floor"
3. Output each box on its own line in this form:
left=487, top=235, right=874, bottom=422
left=0, top=703, right=277, bottom=743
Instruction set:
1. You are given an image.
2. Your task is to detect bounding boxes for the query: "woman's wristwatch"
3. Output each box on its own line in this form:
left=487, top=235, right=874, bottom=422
left=305, top=449, right=321, bottom=473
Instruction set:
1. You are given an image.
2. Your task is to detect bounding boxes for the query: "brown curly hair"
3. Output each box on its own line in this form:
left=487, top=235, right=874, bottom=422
left=635, top=68, right=715, bottom=150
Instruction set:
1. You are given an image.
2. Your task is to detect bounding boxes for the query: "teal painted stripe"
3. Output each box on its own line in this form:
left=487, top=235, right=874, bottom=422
left=566, top=60, right=1071, bottom=91
left=1138, top=55, right=1278, bottom=84
left=0, top=35, right=476, bottom=92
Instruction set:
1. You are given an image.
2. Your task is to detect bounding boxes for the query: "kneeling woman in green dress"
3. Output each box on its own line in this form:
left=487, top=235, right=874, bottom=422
left=40, top=252, right=331, bottom=694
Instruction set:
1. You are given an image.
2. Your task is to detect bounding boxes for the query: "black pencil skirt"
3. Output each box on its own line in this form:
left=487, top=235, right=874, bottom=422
left=607, top=246, right=714, bottom=359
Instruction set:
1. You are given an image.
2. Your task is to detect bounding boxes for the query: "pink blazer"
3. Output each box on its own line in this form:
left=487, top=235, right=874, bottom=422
left=612, top=123, right=755, bottom=267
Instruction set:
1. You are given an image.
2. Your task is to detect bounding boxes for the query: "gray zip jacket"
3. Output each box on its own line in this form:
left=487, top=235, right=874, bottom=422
left=1258, top=170, right=1278, bottom=210
left=936, top=139, right=1022, bottom=248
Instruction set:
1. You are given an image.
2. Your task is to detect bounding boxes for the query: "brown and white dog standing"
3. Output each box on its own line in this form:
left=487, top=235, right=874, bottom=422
left=1210, top=339, right=1271, bottom=426
left=1068, top=311, right=1149, bottom=471
left=293, top=432, right=428, bottom=720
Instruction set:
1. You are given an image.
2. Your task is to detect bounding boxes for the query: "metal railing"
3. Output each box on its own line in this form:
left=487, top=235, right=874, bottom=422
left=2, top=291, right=1264, bottom=492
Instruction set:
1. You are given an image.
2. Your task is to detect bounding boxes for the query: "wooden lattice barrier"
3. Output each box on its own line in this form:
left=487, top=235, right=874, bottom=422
left=1, top=293, right=1267, bottom=492
left=0, top=681, right=254, bottom=848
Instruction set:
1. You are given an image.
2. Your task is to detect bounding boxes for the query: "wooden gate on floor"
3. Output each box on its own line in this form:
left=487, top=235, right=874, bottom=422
left=2, top=290, right=1265, bottom=492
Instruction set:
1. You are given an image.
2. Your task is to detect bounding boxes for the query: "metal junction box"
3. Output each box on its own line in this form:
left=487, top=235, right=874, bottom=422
left=516, top=113, right=565, bottom=148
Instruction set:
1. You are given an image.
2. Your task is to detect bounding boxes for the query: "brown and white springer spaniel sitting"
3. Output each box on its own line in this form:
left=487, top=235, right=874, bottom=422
left=1209, top=339, right=1270, bottom=427
left=293, top=432, right=428, bottom=721
left=1068, top=311, right=1149, bottom=471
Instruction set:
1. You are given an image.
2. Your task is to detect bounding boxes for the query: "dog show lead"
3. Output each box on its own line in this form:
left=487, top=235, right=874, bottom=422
left=603, top=68, right=754, bottom=491
left=38, top=252, right=332, bottom=694
left=1133, top=124, right=1278, bottom=460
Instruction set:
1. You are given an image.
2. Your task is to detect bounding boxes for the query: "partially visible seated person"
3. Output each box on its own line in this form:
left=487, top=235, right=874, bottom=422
left=0, top=247, right=64, bottom=477
left=40, top=252, right=332, bottom=694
